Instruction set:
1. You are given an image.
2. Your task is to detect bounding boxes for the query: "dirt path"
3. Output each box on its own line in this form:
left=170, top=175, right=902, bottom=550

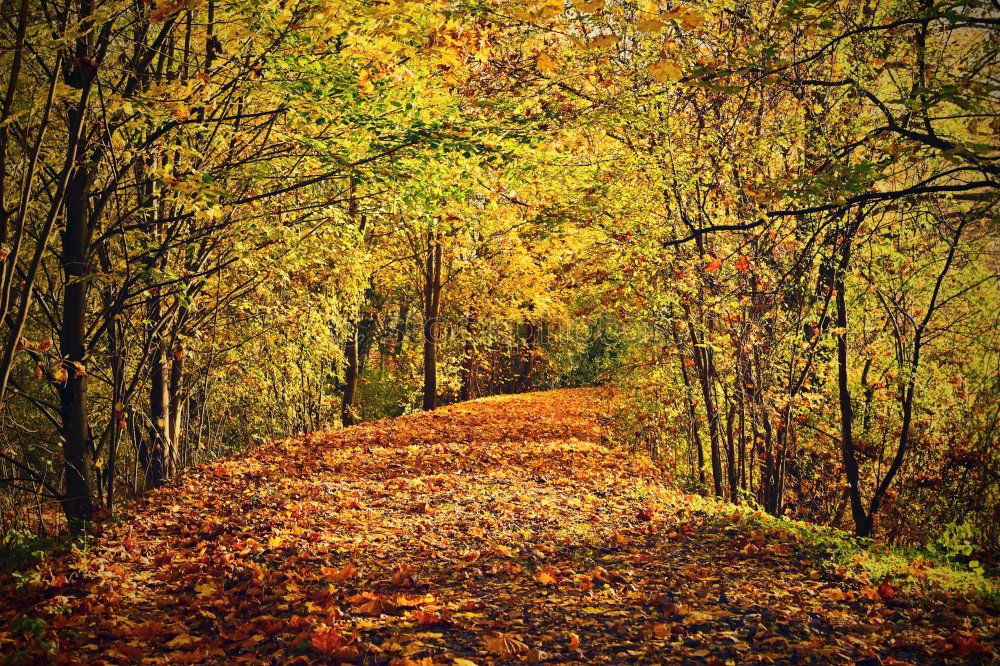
left=1, top=389, right=996, bottom=664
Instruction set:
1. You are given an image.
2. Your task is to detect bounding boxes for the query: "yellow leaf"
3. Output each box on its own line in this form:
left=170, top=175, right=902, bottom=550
left=195, top=580, right=220, bottom=598
left=648, top=59, right=682, bottom=83
left=636, top=18, right=666, bottom=33
left=166, top=633, right=199, bottom=649
left=679, top=10, right=705, bottom=29
left=573, top=0, right=604, bottom=12
left=586, top=34, right=618, bottom=50
left=821, top=587, right=847, bottom=601
left=357, top=70, right=375, bottom=95
left=662, top=5, right=707, bottom=29
left=536, top=52, right=557, bottom=74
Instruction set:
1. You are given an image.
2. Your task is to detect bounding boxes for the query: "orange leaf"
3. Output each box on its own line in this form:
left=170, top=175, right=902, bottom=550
left=321, top=563, right=357, bottom=583
left=392, top=564, right=418, bottom=587
left=311, top=625, right=355, bottom=657
left=409, top=609, right=449, bottom=626
left=536, top=52, right=557, bottom=74
left=536, top=566, right=559, bottom=585
left=705, top=258, right=722, bottom=273
left=356, top=595, right=400, bottom=615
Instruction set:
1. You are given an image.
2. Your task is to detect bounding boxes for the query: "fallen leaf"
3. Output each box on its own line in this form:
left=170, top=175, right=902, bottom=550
left=484, top=633, right=529, bottom=658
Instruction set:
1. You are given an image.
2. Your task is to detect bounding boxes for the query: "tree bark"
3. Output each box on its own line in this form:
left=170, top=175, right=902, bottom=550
left=834, top=229, right=871, bottom=537
left=686, top=317, right=723, bottom=497
left=422, top=232, right=442, bottom=411
left=145, top=325, right=172, bottom=488
left=341, top=327, right=359, bottom=426
left=169, top=343, right=184, bottom=465
left=518, top=321, right=538, bottom=392
left=58, top=115, right=96, bottom=533
left=669, top=321, right=706, bottom=485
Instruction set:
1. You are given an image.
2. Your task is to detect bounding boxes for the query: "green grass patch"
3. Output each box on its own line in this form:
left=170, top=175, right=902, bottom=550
left=690, top=495, right=1000, bottom=605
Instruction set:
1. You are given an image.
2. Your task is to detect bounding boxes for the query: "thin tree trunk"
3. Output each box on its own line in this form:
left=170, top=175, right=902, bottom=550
left=725, top=400, right=738, bottom=501
left=106, top=318, right=124, bottom=511
left=834, top=229, right=870, bottom=537
left=169, top=344, right=184, bottom=465
left=670, top=321, right=705, bottom=485
left=422, top=232, right=442, bottom=411
left=687, top=317, right=723, bottom=497
left=146, top=329, right=171, bottom=488
left=341, top=327, right=359, bottom=426
left=58, top=109, right=96, bottom=533
left=519, top=322, right=538, bottom=392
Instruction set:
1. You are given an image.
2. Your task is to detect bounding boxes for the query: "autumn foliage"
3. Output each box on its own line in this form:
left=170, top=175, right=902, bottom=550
left=1, top=0, right=999, bottom=660
left=2, top=390, right=996, bottom=662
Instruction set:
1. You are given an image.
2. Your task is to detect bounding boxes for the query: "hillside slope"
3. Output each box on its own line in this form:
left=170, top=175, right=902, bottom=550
left=1, top=389, right=996, bottom=664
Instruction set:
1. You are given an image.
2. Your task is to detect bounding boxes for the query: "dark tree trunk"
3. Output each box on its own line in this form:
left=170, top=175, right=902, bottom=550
left=146, top=312, right=172, bottom=488
left=687, top=318, right=723, bottom=497
left=834, top=231, right=871, bottom=537
left=58, top=121, right=96, bottom=533
left=105, top=317, right=124, bottom=511
left=670, top=321, right=705, bottom=486
left=422, top=232, right=442, bottom=411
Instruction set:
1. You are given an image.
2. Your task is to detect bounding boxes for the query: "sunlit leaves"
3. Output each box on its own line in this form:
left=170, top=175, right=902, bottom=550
left=535, top=51, right=558, bottom=74
left=648, top=59, right=682, bottom=83
left=572, top=0, right=605, bottom=12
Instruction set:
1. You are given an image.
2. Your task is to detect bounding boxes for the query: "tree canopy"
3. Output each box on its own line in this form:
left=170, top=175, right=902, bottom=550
left=0, top=0, right=998, bottom=587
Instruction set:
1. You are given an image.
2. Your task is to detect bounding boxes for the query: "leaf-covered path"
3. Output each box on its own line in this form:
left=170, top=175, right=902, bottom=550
left=2, top=389, right=996, bottom=664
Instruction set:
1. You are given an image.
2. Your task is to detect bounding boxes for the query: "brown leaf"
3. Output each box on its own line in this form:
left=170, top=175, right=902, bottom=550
left=484, top=632, right=529, bottom=658
left=392, top=564, right=418, bottom=587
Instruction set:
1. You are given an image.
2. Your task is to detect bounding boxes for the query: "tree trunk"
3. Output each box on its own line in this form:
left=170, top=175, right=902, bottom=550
left=725, top=402, right=739, bottom=501
left=58, top=123, right=96, bottom=533
left=341, top=327, right=359, bottom=426
left=422, top=232, right=442, bottom=411
left=834, top=231, right=871, bottom=537
left=106, top=317, right=124, bottom=511
left=169, top=344, right=184, bottom=466
left=670, top=322, right=705, bottom=486
left=687, top=318, right=723, bottom=497
left=146, top=315, right=172, bottom=489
